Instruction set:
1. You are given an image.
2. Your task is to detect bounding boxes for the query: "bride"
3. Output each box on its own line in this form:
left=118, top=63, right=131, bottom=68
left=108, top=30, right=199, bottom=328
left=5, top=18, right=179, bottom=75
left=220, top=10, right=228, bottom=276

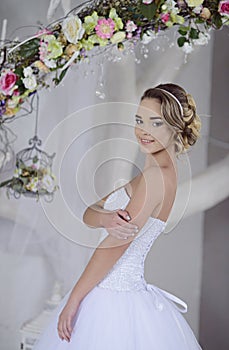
left=33, top=82, right=202, bottom=349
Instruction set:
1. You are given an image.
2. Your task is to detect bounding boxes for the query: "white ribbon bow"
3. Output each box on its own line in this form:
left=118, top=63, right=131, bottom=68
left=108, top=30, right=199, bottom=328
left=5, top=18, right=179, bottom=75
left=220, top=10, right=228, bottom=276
left=146, top=283, right=188, bottom=313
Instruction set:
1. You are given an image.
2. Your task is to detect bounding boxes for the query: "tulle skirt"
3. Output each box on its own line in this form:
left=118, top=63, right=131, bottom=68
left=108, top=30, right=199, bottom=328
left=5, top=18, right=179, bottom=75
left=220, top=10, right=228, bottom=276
left=33, top=282, right=202, bottom=350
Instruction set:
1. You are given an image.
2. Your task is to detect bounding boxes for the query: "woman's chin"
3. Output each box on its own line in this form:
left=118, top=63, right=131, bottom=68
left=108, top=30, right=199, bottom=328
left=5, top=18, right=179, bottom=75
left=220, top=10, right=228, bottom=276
left=139, top=146, right=155, bottom=154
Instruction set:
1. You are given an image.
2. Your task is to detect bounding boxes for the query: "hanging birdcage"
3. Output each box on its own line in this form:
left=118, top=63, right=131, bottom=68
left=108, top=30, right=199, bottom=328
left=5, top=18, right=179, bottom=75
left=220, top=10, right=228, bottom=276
left=5, top=135, right=58, bottom=201
left=0, top=92, right=59, bottom=202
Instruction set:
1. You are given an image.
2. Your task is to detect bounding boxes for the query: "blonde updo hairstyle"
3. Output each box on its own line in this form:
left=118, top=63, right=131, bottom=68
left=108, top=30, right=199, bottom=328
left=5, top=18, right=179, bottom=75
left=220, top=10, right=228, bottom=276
left=140, top=83, right=201, bottom=157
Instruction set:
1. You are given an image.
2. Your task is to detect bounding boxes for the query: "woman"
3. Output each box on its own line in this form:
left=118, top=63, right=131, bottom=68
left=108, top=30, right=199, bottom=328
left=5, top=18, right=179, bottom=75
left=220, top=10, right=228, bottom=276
left=33, top=83, right=202, bottom=349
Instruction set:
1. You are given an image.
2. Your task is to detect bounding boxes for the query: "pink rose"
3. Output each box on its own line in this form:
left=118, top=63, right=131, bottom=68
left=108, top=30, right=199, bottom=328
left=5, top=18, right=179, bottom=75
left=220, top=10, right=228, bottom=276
left=0, top=70, right=17, bottom=96
left=13, top=89, right=20, bottom=96
left=161, top=13, right=170, bottom=23
left=218, top=0, right=229, bottom=16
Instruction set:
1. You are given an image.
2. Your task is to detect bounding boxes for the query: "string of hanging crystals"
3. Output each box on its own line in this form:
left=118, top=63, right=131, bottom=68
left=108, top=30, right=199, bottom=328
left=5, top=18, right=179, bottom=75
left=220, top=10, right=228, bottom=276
left=0, top=121, right=17, bottom=173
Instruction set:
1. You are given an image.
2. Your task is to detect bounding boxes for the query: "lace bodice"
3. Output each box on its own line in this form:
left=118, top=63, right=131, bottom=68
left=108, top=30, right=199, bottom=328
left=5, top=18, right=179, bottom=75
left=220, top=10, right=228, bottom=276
left=97, top=187, right=167, bottom=292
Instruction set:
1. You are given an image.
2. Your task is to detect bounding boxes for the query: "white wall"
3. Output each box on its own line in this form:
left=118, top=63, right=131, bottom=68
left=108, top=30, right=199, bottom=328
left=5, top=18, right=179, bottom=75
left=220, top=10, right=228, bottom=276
left=0, top=1, right=217, bottom=349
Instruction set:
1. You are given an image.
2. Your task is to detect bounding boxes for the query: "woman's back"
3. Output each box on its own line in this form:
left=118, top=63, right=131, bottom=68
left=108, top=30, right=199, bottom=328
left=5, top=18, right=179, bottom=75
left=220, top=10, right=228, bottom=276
left=124, top=165, right=177, bottom=223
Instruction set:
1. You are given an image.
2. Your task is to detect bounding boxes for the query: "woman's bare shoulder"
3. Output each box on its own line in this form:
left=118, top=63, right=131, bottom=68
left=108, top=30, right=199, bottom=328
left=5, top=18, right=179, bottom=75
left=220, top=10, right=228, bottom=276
left=95, top=174, right=140, bottom=208
left=126, top=167, right=176, bottom=198
left=124, top=168, right=160, bottom=198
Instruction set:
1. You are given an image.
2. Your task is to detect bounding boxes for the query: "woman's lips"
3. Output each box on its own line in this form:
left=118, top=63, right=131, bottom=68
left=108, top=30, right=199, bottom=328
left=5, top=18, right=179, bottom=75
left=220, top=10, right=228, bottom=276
left=139, top=138, right=155, bottom=145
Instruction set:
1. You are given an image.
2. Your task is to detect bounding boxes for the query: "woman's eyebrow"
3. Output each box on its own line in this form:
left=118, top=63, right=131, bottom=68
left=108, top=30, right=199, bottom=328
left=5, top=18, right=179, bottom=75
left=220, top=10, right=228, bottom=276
left=135, top=114, right=162, bottom=120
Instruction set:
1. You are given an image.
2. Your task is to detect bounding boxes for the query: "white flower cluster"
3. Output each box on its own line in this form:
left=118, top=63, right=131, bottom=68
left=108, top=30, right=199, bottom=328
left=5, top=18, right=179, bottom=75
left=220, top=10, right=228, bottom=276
left=22, top=66, right=37, bottom=90
left=163, top=0, right=179, bottom=14
left=13, top=166, right=56, bottom=193
left=141, top=30, right=158, bottom=44
left=182, top=31, right=211, bottom=54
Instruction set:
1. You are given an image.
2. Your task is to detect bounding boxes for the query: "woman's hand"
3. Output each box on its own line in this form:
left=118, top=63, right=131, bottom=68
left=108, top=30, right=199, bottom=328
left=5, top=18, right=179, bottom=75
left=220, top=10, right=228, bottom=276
left=102, top=209, right=139, bottom=240
left=57, top=297, right=80, bottom=342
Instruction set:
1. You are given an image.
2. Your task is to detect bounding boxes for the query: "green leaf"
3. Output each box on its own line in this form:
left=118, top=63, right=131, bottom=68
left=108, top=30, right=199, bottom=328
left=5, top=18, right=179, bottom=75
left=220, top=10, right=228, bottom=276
left=212, top=13, right=223, bottom=29
left=139, top=3, right=157, bottom=20
left=58, top=67, right=69, bottom=84
left=177, top=36, right=186, bottom=47
left=14, top=67, right=24, bottom=76
left=19, top=176, right=28, bottom=185
left=189, top=27, right=199, bottom=39
left=195, top=18, right=205, bottom=24
left=33, top=155, right=39, bottom=163
left=18, top=38, right=40, bottom=59
left=178, top=29, right=187, bottom=36
left=54, top=66, right=69, bottom=86
left=178, top=25, right=189, bottom=35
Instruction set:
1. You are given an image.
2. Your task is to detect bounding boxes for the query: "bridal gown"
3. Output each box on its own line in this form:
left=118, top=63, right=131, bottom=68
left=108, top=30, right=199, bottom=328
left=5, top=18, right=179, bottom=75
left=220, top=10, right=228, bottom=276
left=33, top=186, right=202, bottom=349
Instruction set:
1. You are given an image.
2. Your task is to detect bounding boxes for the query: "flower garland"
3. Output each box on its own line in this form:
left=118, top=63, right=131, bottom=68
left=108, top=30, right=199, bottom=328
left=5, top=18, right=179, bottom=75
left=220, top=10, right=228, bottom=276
left=0, top=0, right=228, bottom=121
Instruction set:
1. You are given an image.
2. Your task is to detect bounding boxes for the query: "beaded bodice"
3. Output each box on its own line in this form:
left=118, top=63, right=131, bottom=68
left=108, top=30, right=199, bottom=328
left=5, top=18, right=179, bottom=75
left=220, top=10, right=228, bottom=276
left=97, top=187, right=167, bottom=292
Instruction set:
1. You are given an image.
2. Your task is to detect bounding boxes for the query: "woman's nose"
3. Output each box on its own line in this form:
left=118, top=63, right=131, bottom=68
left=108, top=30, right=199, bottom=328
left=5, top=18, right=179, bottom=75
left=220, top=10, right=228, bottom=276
left=141, top=129, right=151, bottom=136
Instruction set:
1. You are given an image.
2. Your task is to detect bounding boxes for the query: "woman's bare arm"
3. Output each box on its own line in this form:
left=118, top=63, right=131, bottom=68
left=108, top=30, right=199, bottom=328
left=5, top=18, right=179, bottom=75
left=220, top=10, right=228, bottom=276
left=58, top=235, right=134, bottom=342
left=67, top=168, right=162, bottom=305
left=83, top=188, right=122, bottom=228
left=67, top=235, right=132, bottom=304
left=83, top=203, right=111, bottom=228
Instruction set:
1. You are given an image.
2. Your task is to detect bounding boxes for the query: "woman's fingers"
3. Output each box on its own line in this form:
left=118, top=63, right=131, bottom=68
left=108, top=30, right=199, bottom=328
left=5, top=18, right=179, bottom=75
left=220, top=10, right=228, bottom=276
left=57, top=323, right=65, bottom=340
left=63, top=320, right=71, bottom=342
left=109, top=227, right=138, bottom=240
left=116, top=219, right=139, bottom=233
left=117, top=209, right=131, bottom=221
left=105, top=210, right=140, bottom=240
left=66, top=318, right=73, bottom=335
left=117, top=210, right=138, bottom=228
left=57, top=318, right=71, bottom=342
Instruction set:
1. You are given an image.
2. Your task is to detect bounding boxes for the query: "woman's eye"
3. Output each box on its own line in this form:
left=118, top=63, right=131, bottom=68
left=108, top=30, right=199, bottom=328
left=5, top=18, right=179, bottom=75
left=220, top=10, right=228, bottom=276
left=152, top=121, right=163, bottom=127
left=135, top=119, right=163, bottom=127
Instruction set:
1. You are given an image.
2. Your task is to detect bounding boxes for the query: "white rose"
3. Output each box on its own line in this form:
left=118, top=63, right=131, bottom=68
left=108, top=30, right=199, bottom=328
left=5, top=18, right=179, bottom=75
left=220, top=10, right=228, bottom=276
left=62, top=15, right=85, bottom=44
left=23, top=66, right=33, bottom=77
left=164, top=0, right=179, bottom=14
left=182, top=42, right=194, bottom=54
left=194, top=32, right=211, bottom=45
left=192, top=5, right=203, bottom=14
left=43, top=58, right=57, bottom=68
left=141, top=30, right=157, bottom=44
left=22, top=74, right=37, bottom=90
left=26, top=177, right=39, bottom=192
left=7, top=96, right=19, bottom=108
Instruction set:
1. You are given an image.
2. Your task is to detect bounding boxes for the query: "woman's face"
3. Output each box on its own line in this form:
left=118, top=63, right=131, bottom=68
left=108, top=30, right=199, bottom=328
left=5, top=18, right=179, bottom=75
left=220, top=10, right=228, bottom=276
left=134, top=97, right=175, bottom=154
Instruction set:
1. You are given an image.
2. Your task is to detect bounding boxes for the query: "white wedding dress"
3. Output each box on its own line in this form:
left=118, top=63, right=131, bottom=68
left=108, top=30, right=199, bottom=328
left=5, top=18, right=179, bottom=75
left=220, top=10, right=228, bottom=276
left=33, top=186, right=202, bottom=349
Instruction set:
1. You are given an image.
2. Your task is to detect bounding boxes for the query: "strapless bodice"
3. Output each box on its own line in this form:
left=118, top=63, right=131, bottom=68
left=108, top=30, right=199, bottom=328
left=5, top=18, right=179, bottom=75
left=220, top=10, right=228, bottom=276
left=96, top=187, right=187, bottom=314
left=97, top=187, right=167, bottom=291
